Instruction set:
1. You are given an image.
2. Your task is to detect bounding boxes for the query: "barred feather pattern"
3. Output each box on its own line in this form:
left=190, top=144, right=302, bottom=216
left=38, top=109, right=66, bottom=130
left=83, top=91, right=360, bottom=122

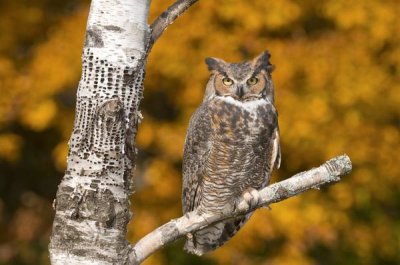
left=182, top=95, right=280, bottom=255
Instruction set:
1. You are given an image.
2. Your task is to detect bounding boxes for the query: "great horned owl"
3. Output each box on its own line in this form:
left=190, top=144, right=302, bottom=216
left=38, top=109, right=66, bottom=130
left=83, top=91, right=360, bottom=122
left=182, top=51, right=281, bottom=255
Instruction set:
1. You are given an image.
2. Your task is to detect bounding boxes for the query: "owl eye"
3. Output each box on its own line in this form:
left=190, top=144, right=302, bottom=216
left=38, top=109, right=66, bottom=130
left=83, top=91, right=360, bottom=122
left=222, top=77, right=233, bottom=86
left=247, top=77, right=258, bottom=85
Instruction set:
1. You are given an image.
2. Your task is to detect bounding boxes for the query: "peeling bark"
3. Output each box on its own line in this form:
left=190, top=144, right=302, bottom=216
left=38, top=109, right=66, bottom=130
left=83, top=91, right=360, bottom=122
left=49, top=0, right=352, bottom=264
left=49, top=0, right=202, bottom=263
left=49, top=0, right=150, bottom=264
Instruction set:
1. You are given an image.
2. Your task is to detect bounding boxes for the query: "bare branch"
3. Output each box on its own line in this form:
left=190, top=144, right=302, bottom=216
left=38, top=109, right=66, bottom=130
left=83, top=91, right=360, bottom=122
left=129, top=154, right=352, bottom=264
left=149, top=0, right=199, bottom=49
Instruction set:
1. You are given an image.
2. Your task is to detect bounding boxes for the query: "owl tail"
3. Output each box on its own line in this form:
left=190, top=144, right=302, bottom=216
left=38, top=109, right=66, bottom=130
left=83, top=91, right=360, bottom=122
left=184, top=216, right=249, bottom=256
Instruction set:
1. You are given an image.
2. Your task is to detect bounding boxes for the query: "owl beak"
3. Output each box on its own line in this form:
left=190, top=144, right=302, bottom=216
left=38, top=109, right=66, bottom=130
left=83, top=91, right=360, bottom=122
left=236, top=85, right=244, bottom=98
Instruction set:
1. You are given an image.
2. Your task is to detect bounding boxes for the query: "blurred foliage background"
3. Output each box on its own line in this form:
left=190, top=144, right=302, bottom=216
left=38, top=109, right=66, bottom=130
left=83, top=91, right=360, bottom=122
left=0, top=0, right=399, bottom=264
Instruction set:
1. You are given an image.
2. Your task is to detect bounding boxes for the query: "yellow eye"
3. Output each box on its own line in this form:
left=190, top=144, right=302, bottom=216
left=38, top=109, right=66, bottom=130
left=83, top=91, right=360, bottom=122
left=222, top=77, right=233, bottom=86
left=247, top=77, right=258, bottom=85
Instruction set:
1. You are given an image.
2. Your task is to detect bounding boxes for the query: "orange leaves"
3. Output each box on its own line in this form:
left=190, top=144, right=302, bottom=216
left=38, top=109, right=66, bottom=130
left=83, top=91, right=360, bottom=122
left=143, top=159, right=181, bottom=200
left=214, top=0, right=301, bottom=32
left=0, top=0, right=399, bottom=264
left=0, top=134, right=23, bottom=162
left=253, top=0, right=302, bottom=30
left=20, top=99, right=58, bottom=131
left=324, top=0, right=369, bottom=30
left=137, top=1, right=400, bottom=264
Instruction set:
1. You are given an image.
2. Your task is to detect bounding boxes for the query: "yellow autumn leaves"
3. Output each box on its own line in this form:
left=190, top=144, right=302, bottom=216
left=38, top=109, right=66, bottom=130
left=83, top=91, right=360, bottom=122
left=0, top=0, right=399, bottom=264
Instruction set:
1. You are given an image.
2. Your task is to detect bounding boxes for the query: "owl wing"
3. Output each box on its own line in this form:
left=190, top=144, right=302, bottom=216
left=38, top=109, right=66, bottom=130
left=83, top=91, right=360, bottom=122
left=273, top=126, right=281, bottom=169
left=262, top=109, right=281, bottom=189
left=182, top=104, right=212, bottom=214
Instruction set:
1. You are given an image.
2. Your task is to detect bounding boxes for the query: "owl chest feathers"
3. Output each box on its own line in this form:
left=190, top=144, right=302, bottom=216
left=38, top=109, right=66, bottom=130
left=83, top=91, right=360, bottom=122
left=198, top=96, right=277, bottom=204
left=182, top=51, right=279, bottom=255
left=209, top=96, right=276, bottom=144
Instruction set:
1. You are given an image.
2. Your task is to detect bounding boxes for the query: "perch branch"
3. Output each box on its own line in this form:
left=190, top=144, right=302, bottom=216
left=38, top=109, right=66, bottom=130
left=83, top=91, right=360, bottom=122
left=149, top=0, right=199, bottom=48
left=128, top=154, right=352, bottom=264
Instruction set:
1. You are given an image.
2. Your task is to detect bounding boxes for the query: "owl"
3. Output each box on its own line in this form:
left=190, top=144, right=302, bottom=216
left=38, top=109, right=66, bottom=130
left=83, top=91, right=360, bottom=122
left=182, top=51, right=281, bottom=255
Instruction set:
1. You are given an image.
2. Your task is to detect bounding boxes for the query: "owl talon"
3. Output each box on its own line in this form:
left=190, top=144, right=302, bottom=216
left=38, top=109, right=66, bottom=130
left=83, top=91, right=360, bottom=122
left=235, top=188, right=261, bottom=213
left=247, top=188, right=261, bottom=207
left=182, top=52, right=280, bottom=254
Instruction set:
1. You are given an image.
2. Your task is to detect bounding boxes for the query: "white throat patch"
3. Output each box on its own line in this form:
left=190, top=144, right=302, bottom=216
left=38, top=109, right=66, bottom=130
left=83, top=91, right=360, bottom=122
left=217, top=96, right=269, bottom=111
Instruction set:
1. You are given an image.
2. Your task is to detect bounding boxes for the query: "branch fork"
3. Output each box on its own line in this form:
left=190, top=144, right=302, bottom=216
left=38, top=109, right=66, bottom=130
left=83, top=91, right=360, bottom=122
left=50, top=0, right=352, bottom=264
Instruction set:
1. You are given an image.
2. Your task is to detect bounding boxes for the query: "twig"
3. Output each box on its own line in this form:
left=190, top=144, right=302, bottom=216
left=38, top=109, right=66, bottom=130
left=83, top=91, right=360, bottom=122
left=149, top=0, right=199, bottom=49
left=128, top=154, right=352, bottom=264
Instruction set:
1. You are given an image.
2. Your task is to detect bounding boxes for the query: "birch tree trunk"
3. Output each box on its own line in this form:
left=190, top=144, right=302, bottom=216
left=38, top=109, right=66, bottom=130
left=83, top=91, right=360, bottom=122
left=49, top=0, right=352, bottom=264
left=49, top=0, right=150, bottom=264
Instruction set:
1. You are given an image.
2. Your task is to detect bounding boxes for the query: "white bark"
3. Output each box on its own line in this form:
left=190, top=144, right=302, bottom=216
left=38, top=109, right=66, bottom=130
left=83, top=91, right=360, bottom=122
left=49, top=0, right=352, bottom=264
left=129, top=155, right=352, bottom=264
left=49, top=0, right=150, bottom=264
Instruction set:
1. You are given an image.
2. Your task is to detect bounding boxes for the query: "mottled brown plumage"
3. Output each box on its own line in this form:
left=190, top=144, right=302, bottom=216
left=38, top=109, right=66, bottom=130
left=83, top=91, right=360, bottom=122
left=182, top=51, right=281, bottom=255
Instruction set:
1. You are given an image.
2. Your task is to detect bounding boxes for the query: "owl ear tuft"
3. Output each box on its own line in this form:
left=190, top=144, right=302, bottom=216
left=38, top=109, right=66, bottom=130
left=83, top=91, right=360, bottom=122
left=205, top=57, right=226, bottom=72
left=253, top=50, right=275, bottom=73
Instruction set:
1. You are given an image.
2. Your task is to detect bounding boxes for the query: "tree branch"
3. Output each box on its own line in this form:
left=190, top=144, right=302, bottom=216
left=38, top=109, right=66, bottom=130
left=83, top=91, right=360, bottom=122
left=129, top=154, right=352, bottom=264
left=149, top=0, right=199, bottom=49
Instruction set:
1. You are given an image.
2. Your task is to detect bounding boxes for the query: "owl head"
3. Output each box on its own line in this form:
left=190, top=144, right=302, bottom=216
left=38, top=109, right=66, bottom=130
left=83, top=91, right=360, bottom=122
left=204, top=51, right=275, bottom=104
